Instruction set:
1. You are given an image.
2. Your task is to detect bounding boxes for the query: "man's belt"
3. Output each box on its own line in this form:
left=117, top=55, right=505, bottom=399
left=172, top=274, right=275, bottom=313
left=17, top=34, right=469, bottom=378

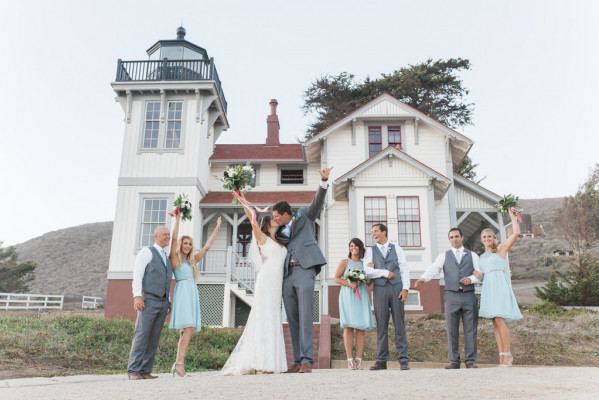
left=289, top=262, right=301, bottom=267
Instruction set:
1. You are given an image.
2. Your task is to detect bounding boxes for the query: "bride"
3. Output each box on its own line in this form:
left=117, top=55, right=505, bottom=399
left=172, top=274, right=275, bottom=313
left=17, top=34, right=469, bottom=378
left=219, top=196, right=288, bottom=375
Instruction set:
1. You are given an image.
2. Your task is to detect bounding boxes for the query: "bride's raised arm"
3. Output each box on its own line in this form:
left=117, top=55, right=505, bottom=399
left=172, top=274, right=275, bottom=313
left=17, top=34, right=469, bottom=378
left=239, top=192, right=267, bottom=245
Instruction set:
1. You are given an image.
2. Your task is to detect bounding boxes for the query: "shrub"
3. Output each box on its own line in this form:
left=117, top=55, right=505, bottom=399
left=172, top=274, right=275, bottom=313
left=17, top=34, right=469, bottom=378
left=529, top=301, right=565, bottom=317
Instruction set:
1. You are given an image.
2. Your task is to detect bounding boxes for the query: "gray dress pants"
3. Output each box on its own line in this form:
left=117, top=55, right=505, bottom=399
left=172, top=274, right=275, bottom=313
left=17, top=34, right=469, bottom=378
left=373, top=282, right=409, bottom=362
left=127, top=294, right=169, bottom=374
left=282, top=265, right=316, bottom=366
left=444, top=290, right=478, bottom=363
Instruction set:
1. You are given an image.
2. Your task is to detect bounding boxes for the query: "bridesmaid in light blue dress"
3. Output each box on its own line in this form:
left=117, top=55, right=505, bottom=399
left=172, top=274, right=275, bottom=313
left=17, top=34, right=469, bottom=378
left=474, top=209, right=522, bottom=367
left=334, top=238, right=375, bottom=370
left=168, top=210, right=221, bottom=377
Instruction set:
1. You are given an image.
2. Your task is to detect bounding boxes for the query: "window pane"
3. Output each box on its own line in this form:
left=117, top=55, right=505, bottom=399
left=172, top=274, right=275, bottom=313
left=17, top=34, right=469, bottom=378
left=397, top=197, right=421, bottom=247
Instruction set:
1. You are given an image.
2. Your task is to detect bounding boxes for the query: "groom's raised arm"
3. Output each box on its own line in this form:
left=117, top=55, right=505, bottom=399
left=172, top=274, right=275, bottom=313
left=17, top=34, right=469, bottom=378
left=307, top=166, right=333, bottom=220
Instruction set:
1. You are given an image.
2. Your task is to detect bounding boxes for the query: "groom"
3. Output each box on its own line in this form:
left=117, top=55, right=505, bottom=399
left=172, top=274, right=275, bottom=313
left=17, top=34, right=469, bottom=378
left=273, top=166, right=332, bottom=373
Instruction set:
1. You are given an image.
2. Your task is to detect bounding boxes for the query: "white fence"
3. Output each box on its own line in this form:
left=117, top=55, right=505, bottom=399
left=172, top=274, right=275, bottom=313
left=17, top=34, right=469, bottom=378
left=0, top=293, right=64, bottom=310
left=82, top=296, right=104, bottom=309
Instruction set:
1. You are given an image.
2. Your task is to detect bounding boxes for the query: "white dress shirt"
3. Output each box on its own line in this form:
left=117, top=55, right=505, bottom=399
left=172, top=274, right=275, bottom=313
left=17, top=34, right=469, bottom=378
left=362, top=241, right=411, bottom=291
left=132, top=243, right=171, bottom=301
left=419, top=247, right=481, bottom=283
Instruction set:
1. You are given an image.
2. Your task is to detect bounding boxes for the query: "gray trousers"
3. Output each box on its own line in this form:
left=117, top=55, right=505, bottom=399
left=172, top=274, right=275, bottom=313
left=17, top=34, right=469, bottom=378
left=127, top=294, right=169, bottom=374
left=444, top=290, right=478, bottom=363
left=373, top=282, right=409, bottom=362
left=282, top=265, right=316, bottom=366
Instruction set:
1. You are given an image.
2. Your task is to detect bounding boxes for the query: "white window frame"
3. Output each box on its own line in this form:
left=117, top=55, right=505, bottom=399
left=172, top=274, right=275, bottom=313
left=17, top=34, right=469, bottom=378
left=141, top=101, right=161, bottom=150
left=138, top=99, right=186, bottom=154
left=277, top=164, right=307, bottom=186
left=164, top=100, right=184, bottom=150
left=135, top=193, right=174, bottom=251
left=404, top=290, right=423, bottom=311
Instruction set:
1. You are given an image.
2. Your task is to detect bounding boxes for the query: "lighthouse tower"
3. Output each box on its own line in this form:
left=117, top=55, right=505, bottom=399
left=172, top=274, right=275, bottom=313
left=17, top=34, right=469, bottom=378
left=105, top=27, right=229, bottom=319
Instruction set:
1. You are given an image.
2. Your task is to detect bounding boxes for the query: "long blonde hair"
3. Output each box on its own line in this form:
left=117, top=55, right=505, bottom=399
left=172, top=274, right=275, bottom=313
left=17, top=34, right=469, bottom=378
left=174, top=235, right=199, bottom=280
left=481, top=228, right=498, bottom=253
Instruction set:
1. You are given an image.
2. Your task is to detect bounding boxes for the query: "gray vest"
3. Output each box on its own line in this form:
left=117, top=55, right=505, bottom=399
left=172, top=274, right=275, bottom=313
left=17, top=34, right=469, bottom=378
left=141, top=246, right=173, bottom=298
left=443, top=249, right=474, bottom=292
left=372, top=244, right=403, bottom=287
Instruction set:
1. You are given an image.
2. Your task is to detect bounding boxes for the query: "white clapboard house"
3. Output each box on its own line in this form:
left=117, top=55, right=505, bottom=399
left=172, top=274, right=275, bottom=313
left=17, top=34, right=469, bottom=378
left=105, top=29, right=508, bottom=328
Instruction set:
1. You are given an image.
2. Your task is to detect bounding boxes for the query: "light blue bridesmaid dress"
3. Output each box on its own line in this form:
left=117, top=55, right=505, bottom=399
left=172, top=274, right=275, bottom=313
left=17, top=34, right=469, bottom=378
left=169, top=260, right=202, bottom=331
left=479, top=252, right=523, bottom=322
left=339, top=259, right=375, bottom=330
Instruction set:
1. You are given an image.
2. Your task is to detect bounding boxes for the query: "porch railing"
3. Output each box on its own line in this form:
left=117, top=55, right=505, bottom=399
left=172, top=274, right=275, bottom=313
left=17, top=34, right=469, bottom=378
left=199, top=249, right=228, bottom=274
left=115, top=58, right=227, bottom=112
left=229, top=248, right=256, bottom=292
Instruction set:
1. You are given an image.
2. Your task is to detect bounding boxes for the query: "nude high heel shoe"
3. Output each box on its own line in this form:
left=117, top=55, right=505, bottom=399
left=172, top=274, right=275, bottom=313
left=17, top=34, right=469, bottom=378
left=347, top=358, right=356, bottom=370
left=499, top=352, right=513, bottom=367
left=171, top=362, right=190, bottom=377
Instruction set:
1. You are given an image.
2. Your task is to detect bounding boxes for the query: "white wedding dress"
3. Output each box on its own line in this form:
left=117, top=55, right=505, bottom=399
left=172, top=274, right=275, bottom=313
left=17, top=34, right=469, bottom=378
left=220, top=236, right=288, bottom=375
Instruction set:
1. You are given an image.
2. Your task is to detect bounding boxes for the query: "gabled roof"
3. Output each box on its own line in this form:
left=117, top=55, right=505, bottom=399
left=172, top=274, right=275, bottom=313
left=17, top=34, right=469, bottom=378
left=303, top=93, right=473, bottom=146
left=453, top=174, right=501, bottom=204
left=209, top=144, right=304, bottom=161
left=333, top=146, right=452, bottom=200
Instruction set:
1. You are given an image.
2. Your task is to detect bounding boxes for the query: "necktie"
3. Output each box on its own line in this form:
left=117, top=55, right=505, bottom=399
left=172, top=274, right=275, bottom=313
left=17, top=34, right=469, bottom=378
left=380, top=245, right=386, bottom=256
left=456, top=249, right=462, bottom=264
left=160, top=249, right=167, bottom=265
left=284, top=225, right=291, bottom=237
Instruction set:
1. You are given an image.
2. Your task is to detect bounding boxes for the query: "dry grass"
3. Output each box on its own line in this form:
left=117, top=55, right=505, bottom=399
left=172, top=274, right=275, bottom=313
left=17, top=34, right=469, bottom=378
left=331, top=310, right=599, bottom=366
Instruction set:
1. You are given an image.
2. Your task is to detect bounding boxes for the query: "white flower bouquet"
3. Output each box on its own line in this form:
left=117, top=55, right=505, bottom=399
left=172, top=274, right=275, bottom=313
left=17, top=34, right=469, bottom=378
left=344, top=267, right=370, bottom=300
left=221, top=162, right=256, bottom=204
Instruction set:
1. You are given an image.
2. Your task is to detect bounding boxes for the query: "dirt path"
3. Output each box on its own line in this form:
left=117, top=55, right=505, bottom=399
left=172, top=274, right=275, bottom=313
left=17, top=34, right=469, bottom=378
left=1, top=367, right=598, bottom=400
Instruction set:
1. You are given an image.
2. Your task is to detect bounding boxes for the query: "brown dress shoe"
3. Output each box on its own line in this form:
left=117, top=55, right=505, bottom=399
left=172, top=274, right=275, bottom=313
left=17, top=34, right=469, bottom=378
left=399, top=361, right=410, bottom=370
left=141, top=373, right=158, bottom=379
left=285, top=364, right=301, bottom=373
left=369, top=361, right=387, bottom=370
left=465, top=362, right=478, bottom=369
left=299, top=363, right=312, bottom=373
left=445, top=363, right=460, bottom=369
left=128, top=372, right=142, bottom=380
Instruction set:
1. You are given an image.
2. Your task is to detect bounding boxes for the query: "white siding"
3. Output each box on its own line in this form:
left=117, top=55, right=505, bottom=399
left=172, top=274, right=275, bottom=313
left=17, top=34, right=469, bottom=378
left=209, top=163, right=321, bottom=193
left=354, top=157, right=429, bottom=182
left=455, top=186, right=496, bottom=209
left=435, top=196, right=452, bottom=254
left=325, top=125, right=366, bottom=180
left=108, top=185, right=202, bottom=273
left=404, top=122, right=448, bottom=174
left=326, top=200, right=350, bottom=279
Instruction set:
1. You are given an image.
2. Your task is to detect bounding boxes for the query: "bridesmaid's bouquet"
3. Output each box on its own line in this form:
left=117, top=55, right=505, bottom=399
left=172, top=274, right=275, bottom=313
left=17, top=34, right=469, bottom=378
left=221, top=162, right=256, bottom=204
left=344, top=268, right=370, bottom=301
left=169, top=193, right=193, bottom=221
left=496, top=194, right=523, bottom=223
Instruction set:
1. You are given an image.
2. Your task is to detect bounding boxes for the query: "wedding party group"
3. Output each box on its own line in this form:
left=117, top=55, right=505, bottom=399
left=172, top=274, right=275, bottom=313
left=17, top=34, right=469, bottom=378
left=126, top=165, right=523, bottom=380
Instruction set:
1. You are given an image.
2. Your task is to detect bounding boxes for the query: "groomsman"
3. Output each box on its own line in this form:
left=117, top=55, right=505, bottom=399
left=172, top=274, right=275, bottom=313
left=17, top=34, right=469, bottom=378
left=363, top=224, right=411, bottom=370
left=414, top=228, right=481, bottom=369
left=127, top=226, right=173, bottom=380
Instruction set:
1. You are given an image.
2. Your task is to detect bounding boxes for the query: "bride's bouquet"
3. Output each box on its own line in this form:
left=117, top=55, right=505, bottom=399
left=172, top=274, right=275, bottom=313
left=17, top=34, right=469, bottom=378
left=169, top=193, right=193, bottom=221
left=496, top=194, right=522, bottom=223
left=221, top=162, right=256, bottom=204
left=344, top=267, right=370, bottom=301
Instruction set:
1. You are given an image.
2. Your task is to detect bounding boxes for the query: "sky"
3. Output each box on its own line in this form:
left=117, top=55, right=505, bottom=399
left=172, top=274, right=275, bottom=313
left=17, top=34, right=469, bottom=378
left=1, top=0, right=598, bottom=245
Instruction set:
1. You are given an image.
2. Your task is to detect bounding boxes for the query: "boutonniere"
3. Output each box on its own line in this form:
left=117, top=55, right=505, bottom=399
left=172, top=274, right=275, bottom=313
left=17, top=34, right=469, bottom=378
left=387, top=246, right=391, bottom=254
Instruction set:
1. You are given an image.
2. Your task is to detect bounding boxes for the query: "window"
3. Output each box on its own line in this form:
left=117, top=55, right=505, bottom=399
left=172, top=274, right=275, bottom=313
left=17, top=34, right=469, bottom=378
left=142, top=101, right=161, bottom=149
left=165, top=101, right=182, bottom=149
left=281, top=169, right=304, bottom=184
left=139, top=198, right=168, bottom=247
left=235, top=221, right=252, bottom=257
left=364, top=197, right=387, bottom=246
left=388, top=126, right=401, bottom=149
left=397, top=196, right=421, bottom=247
left=368, top=126, right=382, bottom=157
left=405, top=290, right=423, bottom=311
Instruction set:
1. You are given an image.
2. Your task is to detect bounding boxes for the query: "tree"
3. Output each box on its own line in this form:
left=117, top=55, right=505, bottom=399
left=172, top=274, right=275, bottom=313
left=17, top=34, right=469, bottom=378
left=553, top=164, right=599, bottom=256
left=0, top=242, right=37, bottom=293
left=535, top=254, right=599, bottom=306
left=536, top=164, right=599, bottom=306
left=302, top=58, right=480, bottom=179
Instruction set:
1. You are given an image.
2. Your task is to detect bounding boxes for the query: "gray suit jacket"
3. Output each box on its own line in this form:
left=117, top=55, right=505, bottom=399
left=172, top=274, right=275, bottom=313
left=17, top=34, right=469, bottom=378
left=275, top=186, right=328, bottom=276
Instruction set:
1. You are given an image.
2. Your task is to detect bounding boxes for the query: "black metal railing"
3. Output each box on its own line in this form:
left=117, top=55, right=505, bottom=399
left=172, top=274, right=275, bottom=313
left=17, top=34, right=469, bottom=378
left=115, top=57, right=227, bottom=112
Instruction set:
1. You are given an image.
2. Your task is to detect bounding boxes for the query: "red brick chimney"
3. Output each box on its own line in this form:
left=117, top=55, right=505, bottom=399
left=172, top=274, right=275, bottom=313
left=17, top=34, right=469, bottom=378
left=266, top=99, right=280, bottom=146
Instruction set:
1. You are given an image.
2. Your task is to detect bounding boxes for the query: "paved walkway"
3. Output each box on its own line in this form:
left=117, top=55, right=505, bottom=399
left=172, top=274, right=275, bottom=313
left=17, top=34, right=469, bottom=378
left=1, top=367, right=598, bottom=399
